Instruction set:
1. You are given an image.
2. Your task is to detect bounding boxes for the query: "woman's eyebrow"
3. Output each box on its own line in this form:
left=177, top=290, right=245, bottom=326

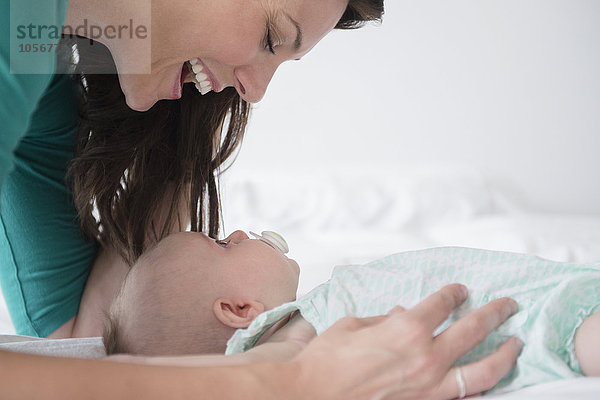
left=282, top=12, right=303, bottom=51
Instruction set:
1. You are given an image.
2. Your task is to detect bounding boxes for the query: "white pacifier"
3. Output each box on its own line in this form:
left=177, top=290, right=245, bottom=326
left=249, top=231, right=289, bottom=254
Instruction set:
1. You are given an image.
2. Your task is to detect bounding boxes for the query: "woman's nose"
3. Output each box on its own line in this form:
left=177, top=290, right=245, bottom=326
left=225, top=230, right=249, bottom=243
left=235, top=62, right=278, bottom=103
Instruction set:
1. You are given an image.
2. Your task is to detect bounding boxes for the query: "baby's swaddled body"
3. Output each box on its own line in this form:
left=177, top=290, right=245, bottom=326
left=227, top=247, right=600, bottom=394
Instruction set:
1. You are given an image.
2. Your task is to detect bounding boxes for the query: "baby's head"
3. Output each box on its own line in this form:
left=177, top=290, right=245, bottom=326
left=104, top=230, right=300, bottom=356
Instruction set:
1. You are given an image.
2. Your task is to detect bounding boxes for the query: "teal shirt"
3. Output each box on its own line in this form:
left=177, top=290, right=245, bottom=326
left=0, top=0, right=97, bottom=337
left=0, top=0, right=68, bottom=187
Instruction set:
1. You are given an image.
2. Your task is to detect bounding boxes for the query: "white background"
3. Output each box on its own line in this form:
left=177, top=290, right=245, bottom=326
left=225, top=0, right=600, bottom=215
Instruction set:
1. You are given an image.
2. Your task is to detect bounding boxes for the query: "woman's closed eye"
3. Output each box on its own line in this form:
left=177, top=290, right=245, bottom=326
left=265, top=29, right=276, bottom=54
left=264, top=20, right=282, bottom=55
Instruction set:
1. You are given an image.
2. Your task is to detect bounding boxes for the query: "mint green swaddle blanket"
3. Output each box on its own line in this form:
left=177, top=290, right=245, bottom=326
left=226, top=247, right=600, bottom=394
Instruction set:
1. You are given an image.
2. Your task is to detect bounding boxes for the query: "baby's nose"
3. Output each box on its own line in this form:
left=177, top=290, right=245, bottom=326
left=227, top=230, right=249, bottom=243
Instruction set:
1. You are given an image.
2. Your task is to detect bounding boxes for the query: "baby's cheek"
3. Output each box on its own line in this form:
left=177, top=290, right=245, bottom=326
left=286, top=279, right=300, bottom=301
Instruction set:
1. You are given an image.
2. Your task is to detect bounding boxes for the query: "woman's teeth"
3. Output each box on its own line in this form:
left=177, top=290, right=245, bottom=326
left=188, top=58, right=212, bottom=95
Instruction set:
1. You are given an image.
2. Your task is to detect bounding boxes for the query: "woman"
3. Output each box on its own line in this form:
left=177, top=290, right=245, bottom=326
left=0, top=0, right=521, bottom=398
left=1, top=0, right=384, bottom=339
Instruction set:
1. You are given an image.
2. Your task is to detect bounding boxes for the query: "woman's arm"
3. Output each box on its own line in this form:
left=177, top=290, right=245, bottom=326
left=106, top=341, right=302, bottom=367
left=0, top=350, right=294, bottom=400
left=0, top=285, right=522, bottom=400
left=55, top=183, right=191, bottom=338
left=67, top=246, right=131, bottom=338
left=111, top=312, right=317, bottom=366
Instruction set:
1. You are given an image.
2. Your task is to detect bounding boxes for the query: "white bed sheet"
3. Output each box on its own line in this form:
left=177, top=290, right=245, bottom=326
left=219, top=166, right=600, bottom=295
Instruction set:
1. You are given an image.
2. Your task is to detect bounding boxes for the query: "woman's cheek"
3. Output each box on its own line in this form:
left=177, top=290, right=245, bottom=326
left=209, top=38, right=260, bottom=66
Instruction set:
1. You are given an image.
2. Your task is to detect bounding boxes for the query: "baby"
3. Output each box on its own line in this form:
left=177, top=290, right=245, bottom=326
left=104, top=230, right=300, bottom=356
left=104, top=230, right=600, bottom=395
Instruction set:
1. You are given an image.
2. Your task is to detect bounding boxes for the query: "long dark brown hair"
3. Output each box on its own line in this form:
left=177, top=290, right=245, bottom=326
left=67, top=0, right=384, bottom=267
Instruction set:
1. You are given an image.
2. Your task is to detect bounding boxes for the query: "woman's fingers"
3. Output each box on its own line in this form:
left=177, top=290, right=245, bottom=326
left=333, top=313, right=390, bottom=331
left=387, top=305, right=406, bottom=315
left=434, top=337, right=523, bottom=399
left=408, top=284, right=469, bottom=333
left=338, top=306, right=406, bottom=332
left=295, top=286, right=521, bottom=400
left=434, top=297, right=519, bottom=363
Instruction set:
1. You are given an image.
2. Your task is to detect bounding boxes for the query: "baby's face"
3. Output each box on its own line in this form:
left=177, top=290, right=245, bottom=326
left=213, top=230, right=301, bottom=306
left=149, top=230, right=301, bottom=308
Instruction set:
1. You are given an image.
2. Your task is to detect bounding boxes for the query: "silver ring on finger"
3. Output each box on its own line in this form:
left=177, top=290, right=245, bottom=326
left=455, top=367, right=466, bottom=399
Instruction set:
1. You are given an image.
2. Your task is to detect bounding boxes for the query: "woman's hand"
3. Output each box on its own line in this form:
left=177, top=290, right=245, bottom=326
left=291, top=284, right=522, bottom=400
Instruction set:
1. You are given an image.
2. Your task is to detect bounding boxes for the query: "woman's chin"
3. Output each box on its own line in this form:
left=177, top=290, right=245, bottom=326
left=118, top=76, right=159, bottom=112
left=125, top=94, right=156, bottom=112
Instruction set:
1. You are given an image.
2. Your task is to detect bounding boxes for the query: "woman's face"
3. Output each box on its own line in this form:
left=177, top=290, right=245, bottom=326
left=115, top=0, right=348, bottom=111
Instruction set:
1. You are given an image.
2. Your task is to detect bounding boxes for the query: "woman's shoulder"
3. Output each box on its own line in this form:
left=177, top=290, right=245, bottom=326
left=0, top=0, right=71, bottom=187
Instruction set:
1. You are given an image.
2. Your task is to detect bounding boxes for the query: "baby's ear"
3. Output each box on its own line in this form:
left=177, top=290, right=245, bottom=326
left=213, top=298, right=265, bottom=329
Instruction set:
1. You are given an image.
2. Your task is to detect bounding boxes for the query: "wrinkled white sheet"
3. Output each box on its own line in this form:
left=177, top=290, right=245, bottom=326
left=0, top=335, right=104, bottom=358
left=219, top=166, right=600, bottom=295
left=484, top=378, right=600, bottom=399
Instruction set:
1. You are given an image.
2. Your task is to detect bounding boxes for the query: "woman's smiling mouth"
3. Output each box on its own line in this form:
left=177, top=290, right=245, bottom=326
left=183, top=58, right=220, bottom=95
